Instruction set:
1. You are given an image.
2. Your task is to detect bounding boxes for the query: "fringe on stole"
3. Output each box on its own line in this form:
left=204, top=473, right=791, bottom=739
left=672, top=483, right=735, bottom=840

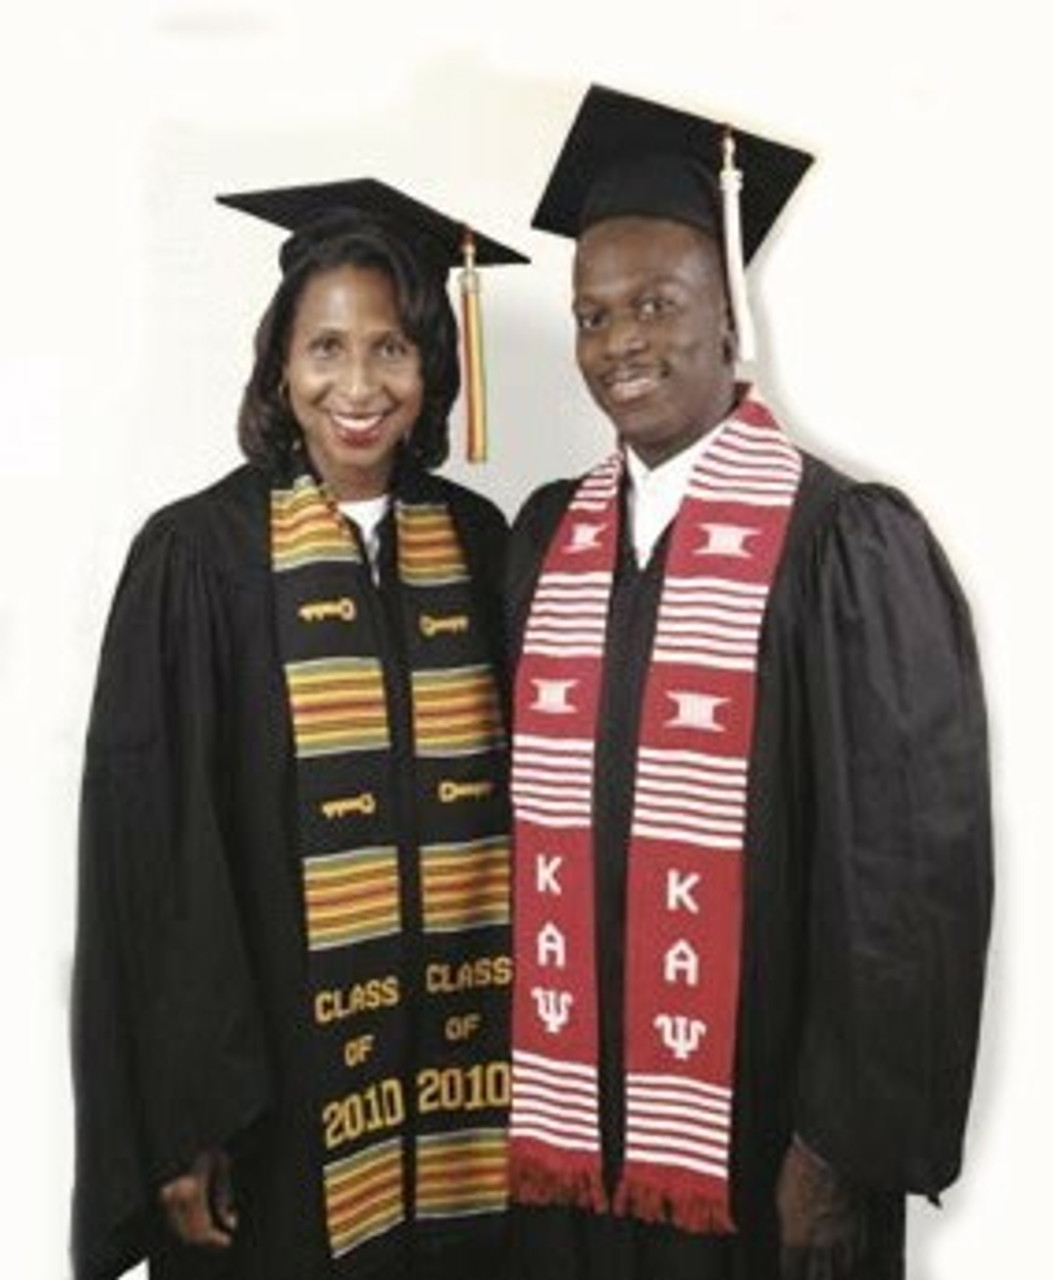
left=614, top=1173, right=737, bottom=1235
left=510, top=1152, right=609, bottom=1215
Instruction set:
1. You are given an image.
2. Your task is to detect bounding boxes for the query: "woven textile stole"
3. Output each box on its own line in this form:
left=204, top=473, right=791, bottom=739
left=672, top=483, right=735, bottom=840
left=272, top=469, right=511, bottom=1265
left=510, top=397, right=801, bottom=1231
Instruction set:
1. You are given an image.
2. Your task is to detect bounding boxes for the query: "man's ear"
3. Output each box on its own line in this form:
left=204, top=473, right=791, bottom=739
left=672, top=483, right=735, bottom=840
left=721, top=311, right=737, bottom=365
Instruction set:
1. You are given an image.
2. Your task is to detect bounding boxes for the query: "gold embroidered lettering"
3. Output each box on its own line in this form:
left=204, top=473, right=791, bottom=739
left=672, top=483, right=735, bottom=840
left=426, top=955, right=512, bottom=993
left=322, top=1078, right=406, bottom=1150
left=314, top=976, right=400, bottom=1023
left=342, top=1033, right=375, bottom=1067
left=416, top=1061, right=510, bottom=1115
left=444, top=1012, right=483, bottom=1042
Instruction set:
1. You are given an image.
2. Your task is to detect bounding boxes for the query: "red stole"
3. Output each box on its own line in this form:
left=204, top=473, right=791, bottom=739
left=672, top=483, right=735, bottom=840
left=509, top=396, right=801, bottom=1231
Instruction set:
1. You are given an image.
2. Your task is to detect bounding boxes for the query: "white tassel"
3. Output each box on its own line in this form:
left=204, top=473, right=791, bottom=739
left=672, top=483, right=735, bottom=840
left=720, top=129, right=756, bottom=364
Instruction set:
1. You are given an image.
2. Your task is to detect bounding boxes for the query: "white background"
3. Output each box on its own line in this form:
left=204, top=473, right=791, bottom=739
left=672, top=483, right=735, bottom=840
left=2, top=2, right=1050, bottom=1276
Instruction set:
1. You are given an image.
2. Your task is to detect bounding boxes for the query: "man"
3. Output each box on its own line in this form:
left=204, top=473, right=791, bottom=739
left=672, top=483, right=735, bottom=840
left=505, top=84, right=991, bottom=1280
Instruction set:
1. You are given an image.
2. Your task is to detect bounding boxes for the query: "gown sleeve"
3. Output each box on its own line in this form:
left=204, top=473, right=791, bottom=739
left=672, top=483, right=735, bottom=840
left=504, top=480, right=576, bottom=662
left=71, top=513, right=273, bottom=1280
left=793, top=483, right=993, bottom=1197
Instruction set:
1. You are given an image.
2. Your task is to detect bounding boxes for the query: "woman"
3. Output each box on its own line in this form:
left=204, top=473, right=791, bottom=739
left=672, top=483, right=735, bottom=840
left=71, top=181, right=524, bottom=1280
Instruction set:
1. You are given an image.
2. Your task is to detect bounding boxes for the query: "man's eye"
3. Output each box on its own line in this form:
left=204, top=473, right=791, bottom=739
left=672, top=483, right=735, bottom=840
left=575, top=311, right=603, bottom=333
left=637, top=296, right=671, bottom=320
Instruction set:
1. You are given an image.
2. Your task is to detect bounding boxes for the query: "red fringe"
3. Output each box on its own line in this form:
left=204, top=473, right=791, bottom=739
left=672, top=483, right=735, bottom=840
left=614, top=1172, right=736, bottom=1235
left=510, top=1152, right=609, bottom=1215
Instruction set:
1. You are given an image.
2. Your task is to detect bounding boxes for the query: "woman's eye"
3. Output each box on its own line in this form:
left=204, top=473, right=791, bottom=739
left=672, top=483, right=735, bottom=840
left=378, top=335, right=412, bottom=359
left=309, top=334, right=342, bottom=357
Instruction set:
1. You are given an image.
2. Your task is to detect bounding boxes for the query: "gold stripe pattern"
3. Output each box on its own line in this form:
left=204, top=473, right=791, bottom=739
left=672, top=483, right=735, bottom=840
left=287, top=657, right=389, bottom=758
left=415, top=1128, right=509, bottom=1219
left=420, top=837, right=510, bottom=932
left=304, top=846, right=400, bottom=949
left=324, top=1138, right=404, bottom=1258
left=411, top=665, right=505, bottom=757
left=396, top=503, right=469, bottom=585
left=272, top=478, right=361, bottom=572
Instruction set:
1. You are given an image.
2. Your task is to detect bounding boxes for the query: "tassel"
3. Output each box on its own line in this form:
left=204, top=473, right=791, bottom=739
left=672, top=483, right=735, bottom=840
left=459, top=229, right=488, bottom=462
left=720, top=128, right=756, bottom=364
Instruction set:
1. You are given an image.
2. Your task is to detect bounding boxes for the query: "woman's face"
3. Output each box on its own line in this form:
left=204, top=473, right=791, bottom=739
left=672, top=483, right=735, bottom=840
left=284, top=263, right=425, bottom=500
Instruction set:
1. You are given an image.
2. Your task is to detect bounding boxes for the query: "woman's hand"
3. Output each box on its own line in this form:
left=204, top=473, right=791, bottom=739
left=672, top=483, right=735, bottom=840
left=158, top=1148, right=237, bottom=1248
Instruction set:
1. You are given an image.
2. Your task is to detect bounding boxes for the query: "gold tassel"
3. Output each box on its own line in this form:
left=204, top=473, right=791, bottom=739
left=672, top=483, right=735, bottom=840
left=459, top=230, right=488, bottom=462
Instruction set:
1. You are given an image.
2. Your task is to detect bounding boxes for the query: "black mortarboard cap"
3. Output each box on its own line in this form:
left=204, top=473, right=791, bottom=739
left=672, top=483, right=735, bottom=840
left=216, top=177, right=528, bottom=276
left=532, top=84, right=814, bottom=263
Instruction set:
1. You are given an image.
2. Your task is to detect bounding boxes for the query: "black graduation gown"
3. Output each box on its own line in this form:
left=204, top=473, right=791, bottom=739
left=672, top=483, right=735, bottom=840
left=505, top=453, right=992, bottom=1280
left=71, top=462, right=512, bottom=1280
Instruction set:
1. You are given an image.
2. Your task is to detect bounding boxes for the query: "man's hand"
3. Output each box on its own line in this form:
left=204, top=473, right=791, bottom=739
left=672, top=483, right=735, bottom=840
left=776, top=1136, right=866, bottom=1276
left=158, top=1148, right=237, bottom=1248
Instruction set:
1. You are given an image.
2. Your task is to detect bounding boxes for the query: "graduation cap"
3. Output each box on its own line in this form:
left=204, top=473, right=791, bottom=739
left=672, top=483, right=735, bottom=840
left=217, top=178, right=528, bottom=462
left=532, top=84, right=814, bottom=361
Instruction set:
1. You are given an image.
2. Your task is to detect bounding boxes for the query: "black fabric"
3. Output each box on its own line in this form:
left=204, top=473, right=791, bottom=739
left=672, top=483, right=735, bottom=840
left=216, top=179, right=528, bottom=276
left=531, top=84, right=814, bottom=261
left=71, top=462, right=512, bottom=1280
left=504, top=453, right=991, bottom=1280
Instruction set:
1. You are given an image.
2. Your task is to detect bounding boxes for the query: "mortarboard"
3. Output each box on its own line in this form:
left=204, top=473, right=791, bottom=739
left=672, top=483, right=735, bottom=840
left=217, top=178, right=529, bottom=461
left=532, top=84, right=814, bottom=360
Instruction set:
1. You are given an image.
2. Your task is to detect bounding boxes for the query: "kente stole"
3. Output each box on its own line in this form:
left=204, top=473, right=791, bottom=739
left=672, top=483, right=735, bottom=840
left=510, top=397, right=801, bottom=1232
left=271, top=462, right=511, bottom=1265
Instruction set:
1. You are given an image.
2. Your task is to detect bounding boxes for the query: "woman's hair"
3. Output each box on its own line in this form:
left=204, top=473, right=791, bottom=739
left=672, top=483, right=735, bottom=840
left=237, top=214, right=460, bottom=473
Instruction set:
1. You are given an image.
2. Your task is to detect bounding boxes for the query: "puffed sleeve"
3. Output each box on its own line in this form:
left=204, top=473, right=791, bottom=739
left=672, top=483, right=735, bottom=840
left=793, top=484, right=992, bottom=1197
left=71, top=515, right=272, bottom=1280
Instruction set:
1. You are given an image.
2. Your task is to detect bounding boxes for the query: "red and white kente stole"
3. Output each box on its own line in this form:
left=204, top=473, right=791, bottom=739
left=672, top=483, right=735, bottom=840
left=509, top=396, right=801, bottom=1232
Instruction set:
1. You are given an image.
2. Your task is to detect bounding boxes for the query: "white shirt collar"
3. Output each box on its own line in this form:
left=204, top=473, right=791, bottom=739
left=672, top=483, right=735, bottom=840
left=338, top=494, right=390, bottom=580
left=624, top=426, right=721, bottom=568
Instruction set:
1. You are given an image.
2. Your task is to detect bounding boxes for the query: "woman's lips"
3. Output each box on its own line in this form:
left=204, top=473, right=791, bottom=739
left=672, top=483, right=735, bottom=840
left=330, top=411, right=387, bottom=445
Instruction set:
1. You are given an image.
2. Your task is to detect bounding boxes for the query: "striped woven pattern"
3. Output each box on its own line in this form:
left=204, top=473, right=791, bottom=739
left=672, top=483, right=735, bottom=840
left=286, top=657, right=389, bottom=757
left=511, top=1050, right=601, bottom=1155
left=511, top=734, right=595, bottom=829
left=652, top=577, right=770, bottom=671
left=303, top=846, right=400, bottom=949
left=420, top=836, right=510, bottom=932
left=272, top=476, right=362, bottom=571
left=324, top=1138, right=404, bottom=1258
left=416, top=1128, right=509, bottom=1219
left=624, top=1072, right=733, bottom=1181
left=396, top=502, right=470, bottom=585
left=411, top=665, right=505, bottom=757
left=522, top=571, right=614, bottom=659
left=686, top=417, right=801, bottom=507
left=631, top=747, right=748, bottom=851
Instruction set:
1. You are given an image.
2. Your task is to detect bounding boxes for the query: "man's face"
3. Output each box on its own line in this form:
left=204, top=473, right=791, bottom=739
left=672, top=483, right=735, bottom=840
left=572, top=216, right=735, bottom=467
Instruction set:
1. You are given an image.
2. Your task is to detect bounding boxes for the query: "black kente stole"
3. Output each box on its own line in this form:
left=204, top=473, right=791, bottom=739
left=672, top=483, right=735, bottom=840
left=271, top=459, right=511, bottom=1265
